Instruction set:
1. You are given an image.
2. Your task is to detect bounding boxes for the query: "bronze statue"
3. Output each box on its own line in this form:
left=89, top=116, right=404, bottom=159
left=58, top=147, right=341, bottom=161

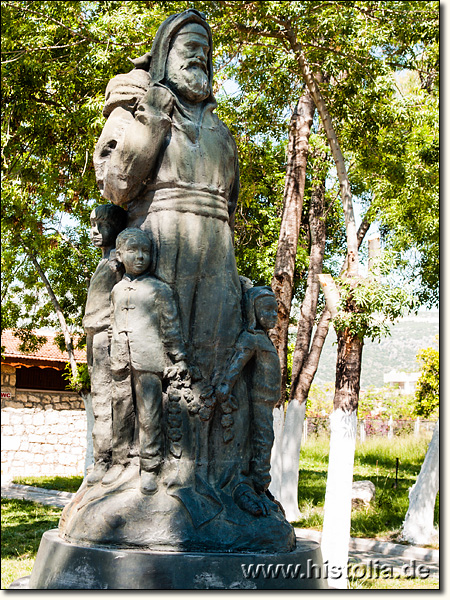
left=59, top=9, right=295, bottom=555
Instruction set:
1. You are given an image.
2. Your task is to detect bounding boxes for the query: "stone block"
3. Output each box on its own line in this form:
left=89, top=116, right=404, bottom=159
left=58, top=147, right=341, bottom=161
left=1, top=411, right=10, bottom=424
left=9, top=412, right=24, bottom=425
left=33, top=412, right=45, bottom=426
left=2, top=436, right=20, bottom=451
left=34, top=454, right=44, bottom=464
left=59, top=402, right=71, bottom=410
left=352, top=480, right=376, bottom=506
left=45, top=411, right=60, bottom=425
left=1, top=425, right=14, bottom=436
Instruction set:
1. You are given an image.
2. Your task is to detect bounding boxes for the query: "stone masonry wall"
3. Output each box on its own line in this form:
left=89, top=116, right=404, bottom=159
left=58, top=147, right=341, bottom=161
left=1, top=390, right=87, bottom=478
left=1, top=364, right=16, bottom=402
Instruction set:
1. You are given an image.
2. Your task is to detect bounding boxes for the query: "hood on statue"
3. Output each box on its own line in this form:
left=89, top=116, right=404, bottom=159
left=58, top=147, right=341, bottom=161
left=130, top=9, right=215, bottom=104
left=103, top=10, right=215, bottom=117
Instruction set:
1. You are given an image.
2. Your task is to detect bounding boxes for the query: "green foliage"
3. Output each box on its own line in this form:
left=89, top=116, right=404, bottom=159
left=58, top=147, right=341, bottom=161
left=1, top=1, right=438, bottom=361
left=1, top=498, right=61, bottom=588
left=63, top=362, right=90, bottom=394
left=307, top=383, right=418, bottom=420
left=358, top=388, right=416, bottom=420
left=414, top=343, right=439, bottom=418
left=1, top=1, right=188, bottom=337
left=297, top=434, right=439, bottom=542
left=332, top=252, right=417, bottom=341
left=12, top=475, right=84, bottom=494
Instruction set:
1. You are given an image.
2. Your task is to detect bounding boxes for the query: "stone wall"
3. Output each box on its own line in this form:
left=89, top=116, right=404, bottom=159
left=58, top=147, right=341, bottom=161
left=1, top=363, right=16, bottom=402
left=1, top=389, right=87, bottom=478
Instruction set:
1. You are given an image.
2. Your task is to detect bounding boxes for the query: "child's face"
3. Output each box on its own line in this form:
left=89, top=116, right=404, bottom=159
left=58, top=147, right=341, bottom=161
left=118, top=239, right=151, bottom=276
left=90, top=210, right=116, bottom=248
left=254, top=295, right=278, bottom=331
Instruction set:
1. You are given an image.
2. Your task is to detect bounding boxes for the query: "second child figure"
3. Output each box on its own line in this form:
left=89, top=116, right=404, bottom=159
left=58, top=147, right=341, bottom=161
left=102, top=228, right=188, bottom=494
left=215, top=286, right=281, bottom=515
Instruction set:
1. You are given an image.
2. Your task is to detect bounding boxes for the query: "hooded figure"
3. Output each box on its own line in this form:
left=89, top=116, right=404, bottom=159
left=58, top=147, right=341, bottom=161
left=94, top=9, right=242, bottom=387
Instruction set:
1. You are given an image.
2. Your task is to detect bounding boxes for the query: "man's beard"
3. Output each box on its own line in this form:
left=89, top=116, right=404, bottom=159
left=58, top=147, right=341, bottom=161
left=166, top=63, right=210, bottom=103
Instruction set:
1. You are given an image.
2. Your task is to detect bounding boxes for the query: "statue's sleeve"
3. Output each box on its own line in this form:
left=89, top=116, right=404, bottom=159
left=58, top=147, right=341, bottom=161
left=93, top=73, right=173, bottom=206
left=159, top=286, right=187, bottom=363
left=222, top=332, right=255, bottom=388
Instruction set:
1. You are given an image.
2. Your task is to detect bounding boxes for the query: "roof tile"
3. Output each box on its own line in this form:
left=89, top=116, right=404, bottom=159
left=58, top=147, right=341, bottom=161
left=1, top=330, right=86, bottom=364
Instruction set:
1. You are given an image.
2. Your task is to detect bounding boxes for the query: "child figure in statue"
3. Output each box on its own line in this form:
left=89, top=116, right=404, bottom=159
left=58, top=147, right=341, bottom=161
left=102, top=228, right=188, bottom=495
left=83, top=204, right=127, bottom=485
left=215, top=286, right=281, bottom=515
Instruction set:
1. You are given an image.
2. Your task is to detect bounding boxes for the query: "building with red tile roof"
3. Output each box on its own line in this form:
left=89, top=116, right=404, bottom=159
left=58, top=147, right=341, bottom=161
left=1, top=330, right=86, bottom=368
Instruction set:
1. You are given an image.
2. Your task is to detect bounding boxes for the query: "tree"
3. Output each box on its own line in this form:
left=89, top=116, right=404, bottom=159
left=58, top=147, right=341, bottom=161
left=207, top=2, right=438, bottom=588
left=270, top=89, right=316, bottom=398
left=2, top=3, right=439, bottom=545
left=1, top=1, right=190, bottom=353
left=414, top=342, right=439, bottom=418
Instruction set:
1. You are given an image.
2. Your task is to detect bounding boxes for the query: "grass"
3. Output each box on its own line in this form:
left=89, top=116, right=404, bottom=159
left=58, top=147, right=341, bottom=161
left=12, top=475, right=84, bottom=494
left=1, top=498, right=62, bottom=589
left=295, top=433, right=439, bottom=544
left=2, top=435, right=439, bottom=589
left=348, top=572, right=439, bottom=589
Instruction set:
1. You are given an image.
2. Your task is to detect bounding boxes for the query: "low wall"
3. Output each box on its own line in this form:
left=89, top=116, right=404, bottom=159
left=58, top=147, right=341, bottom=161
left=1, top=389, right=87, bottom=478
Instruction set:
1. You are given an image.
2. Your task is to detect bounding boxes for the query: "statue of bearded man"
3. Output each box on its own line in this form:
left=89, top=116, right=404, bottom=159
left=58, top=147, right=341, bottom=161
left=56, top=9, right=296, bottom=557
left=94, top=9, right=242, bottom=389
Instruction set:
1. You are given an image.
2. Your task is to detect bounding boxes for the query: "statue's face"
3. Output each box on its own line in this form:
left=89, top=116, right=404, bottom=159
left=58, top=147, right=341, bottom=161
left=165, top=23, right=211, bottom=103
left=254, top=295, right=278, bottom=331
left=90, top=210, right=116, bottom=248
left=117, top=238, right=152, bottom=276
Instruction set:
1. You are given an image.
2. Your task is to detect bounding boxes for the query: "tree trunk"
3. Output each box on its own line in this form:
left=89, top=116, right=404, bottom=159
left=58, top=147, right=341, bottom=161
left=270, top=89, right=315, bottom=403
left=321, top=330, right=363, bottom=589
left=277, top=175, right=327, bottom=519
left=401, top=419, right=439, bottom=545
left=290, top=179, right=326, bottom=389
left=283, top=29, right=359, bottom=277
left=270, top=219, right=369, bottom=512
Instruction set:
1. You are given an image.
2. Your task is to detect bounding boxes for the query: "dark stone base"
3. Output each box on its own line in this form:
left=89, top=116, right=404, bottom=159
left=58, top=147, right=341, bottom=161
left=59, top=466, right=296, bottom=553
left=27, top=530, right=328, bottom=589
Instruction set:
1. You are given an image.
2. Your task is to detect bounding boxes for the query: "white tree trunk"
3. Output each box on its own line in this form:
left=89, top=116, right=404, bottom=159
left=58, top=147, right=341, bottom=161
left=321, top=409, right=357, bottom=589
left=279, top=400, right=306, bottom=521
left=269, top=405, right=285, bottom=500
left=401, top=420, right=439, bottom=545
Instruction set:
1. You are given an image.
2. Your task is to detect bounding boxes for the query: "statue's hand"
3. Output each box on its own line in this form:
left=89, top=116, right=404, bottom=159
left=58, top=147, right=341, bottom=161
left=215, top=382, right=231, bottom=403
left=139, top=85, right=174, bottom=117
left=164, top=360, right=188, bottom=381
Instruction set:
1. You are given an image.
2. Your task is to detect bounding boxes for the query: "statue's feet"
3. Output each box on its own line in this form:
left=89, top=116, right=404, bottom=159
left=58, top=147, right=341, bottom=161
left=140, top=470, right=158, bottom=495
left=102, top=464, right=126, bottom=486
left=85, top=461, right=109, bottom=486
left=233, top=484, right=268, bottom=517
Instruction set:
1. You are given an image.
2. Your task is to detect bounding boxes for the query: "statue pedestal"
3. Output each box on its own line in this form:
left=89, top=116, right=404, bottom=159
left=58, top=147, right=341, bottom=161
left=25, top=530, right=328, bottom=589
